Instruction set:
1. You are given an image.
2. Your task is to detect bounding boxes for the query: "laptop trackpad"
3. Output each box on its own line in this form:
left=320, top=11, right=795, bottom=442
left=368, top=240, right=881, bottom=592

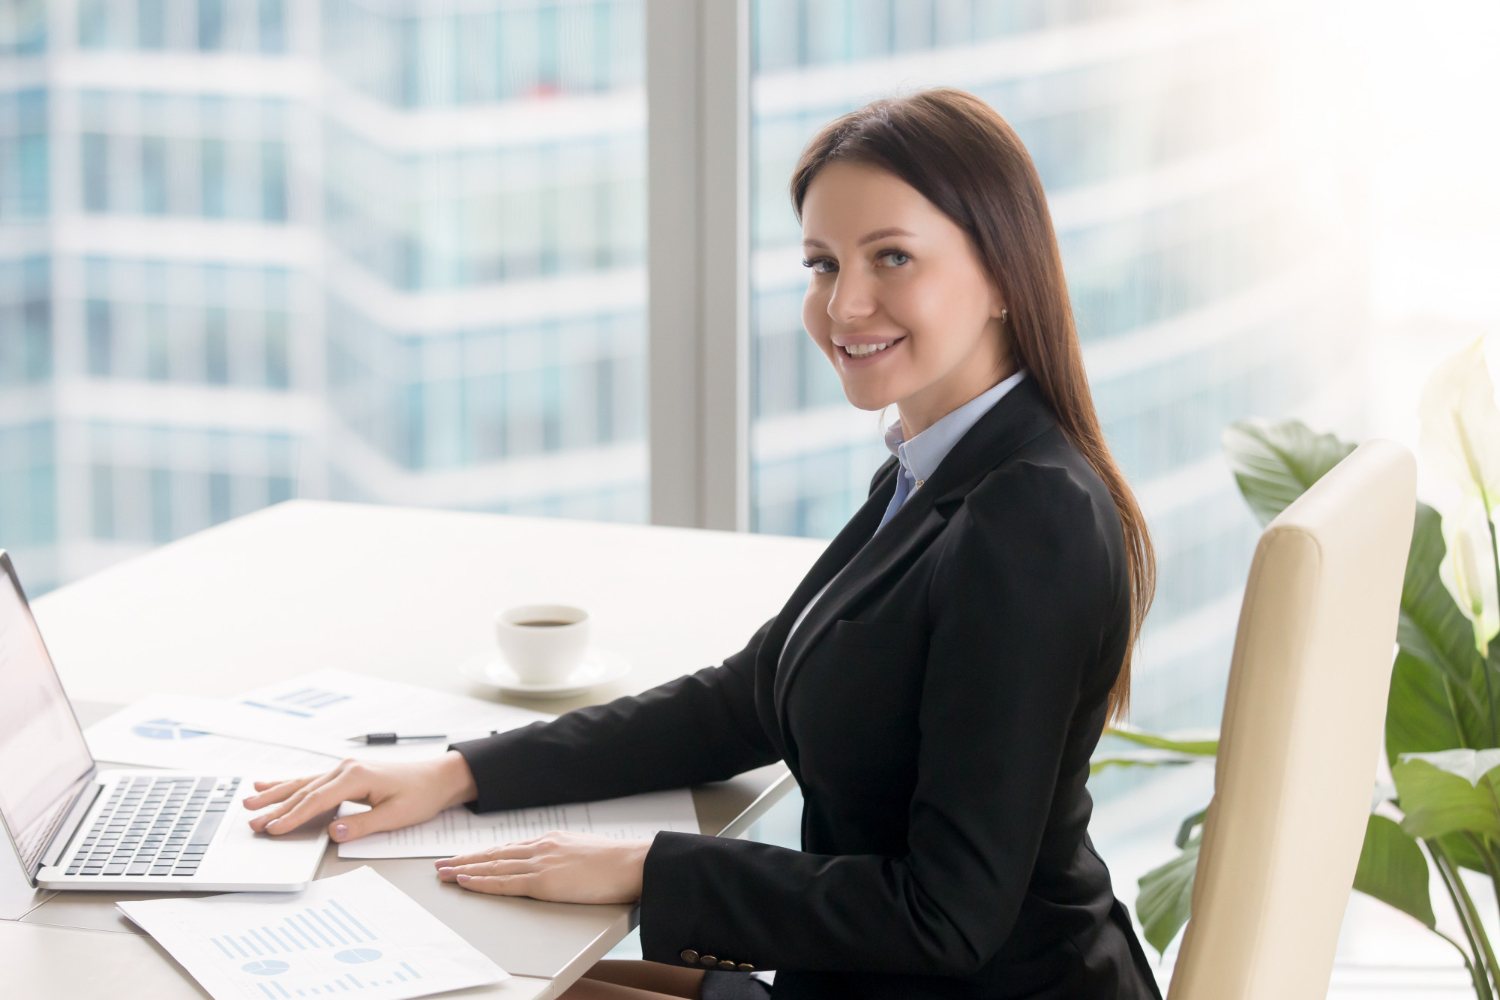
left=23, top=802, right=334, bottom=935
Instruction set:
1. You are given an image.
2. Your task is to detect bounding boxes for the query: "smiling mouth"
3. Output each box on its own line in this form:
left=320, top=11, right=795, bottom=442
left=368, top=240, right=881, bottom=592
left=840, top=336, right=907, bottom=358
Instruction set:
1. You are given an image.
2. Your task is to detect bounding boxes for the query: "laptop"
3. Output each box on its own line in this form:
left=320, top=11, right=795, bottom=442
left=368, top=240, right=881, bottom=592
left=0, top=550, right=329, bottom=891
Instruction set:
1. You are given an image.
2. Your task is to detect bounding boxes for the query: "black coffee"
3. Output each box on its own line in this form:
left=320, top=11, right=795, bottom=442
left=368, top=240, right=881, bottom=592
left=517, top=619, right=574, bottom=627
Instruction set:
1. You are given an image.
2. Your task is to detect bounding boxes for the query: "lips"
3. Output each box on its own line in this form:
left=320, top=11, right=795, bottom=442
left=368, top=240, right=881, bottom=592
left=837, top=335, right=907, bottom=367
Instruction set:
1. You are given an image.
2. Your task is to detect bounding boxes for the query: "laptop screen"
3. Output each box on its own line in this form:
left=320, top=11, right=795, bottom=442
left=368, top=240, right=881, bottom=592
left=0, top=553, right=94, bottom=878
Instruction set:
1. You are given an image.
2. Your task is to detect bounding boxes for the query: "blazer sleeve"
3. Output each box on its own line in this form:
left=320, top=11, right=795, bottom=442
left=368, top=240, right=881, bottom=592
left=637, top=462, right=1123, bottom=978
left=450, top=460, right=892, bottom=813
left=449, top=613, right=781, bottom=812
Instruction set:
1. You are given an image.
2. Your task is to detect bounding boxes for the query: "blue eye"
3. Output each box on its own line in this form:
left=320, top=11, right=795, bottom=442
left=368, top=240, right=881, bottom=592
left=800, top=249, right=910, bottom=274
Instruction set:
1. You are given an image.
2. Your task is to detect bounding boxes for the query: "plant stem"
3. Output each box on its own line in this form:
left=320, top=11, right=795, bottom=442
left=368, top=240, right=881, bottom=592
left=1484, top=484, right=1500, bottom=745
left=1433, top=839, right=1500, bottom=996
left=1467, top=833, right=1500, bottom=943
left=1438, top=926, right=1491, bottom=1000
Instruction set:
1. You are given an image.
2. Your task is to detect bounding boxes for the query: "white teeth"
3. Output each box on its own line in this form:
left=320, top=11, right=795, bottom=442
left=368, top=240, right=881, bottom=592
left=844, top=341, right=894, bottom=357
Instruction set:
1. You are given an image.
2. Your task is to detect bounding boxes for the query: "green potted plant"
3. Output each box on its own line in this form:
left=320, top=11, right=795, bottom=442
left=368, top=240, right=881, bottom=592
left=1109, top=337, right=1500, bottom=996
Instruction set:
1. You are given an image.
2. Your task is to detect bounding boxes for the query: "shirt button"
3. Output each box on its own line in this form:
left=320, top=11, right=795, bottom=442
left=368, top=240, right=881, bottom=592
left=679, top=949, right=699, bottom=965
left=699, top=954, right=718, bottom=968
left=717, top=960, right=736, bottom=970
left=737, top=964, right=756, bottom=972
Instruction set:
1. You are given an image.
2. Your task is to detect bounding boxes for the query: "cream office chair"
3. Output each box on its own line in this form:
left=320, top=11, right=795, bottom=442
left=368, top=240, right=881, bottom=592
left=1166, top=439, right=1417, bottom=999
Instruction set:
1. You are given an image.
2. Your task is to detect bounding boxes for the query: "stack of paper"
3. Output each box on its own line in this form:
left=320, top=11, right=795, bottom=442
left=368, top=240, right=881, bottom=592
left=337, top=787, right=701, bottom=859
left=118, top=866, right=507, bottom=1000
left=85, top=669, right=554, bottom=772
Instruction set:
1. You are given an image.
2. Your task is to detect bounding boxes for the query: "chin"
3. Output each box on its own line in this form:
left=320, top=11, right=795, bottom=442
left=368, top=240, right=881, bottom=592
left=841, top=383, right=897, bottom=412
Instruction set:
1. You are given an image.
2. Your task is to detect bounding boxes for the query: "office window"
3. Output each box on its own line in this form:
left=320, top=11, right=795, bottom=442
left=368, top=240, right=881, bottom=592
left=198, top=0, right=225, bottom=50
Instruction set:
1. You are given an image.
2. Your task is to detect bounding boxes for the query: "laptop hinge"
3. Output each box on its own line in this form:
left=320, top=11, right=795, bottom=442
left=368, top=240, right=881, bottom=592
left=39, top=775, right=101, bottom=873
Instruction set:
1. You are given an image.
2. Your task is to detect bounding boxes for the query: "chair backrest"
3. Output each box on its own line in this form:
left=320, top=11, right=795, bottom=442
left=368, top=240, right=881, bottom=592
left=1167, top=439, right=1417, bottom=999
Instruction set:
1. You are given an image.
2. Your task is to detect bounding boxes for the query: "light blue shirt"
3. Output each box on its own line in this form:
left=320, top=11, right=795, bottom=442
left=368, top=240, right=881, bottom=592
left=779, top=367, right=1029, bottom=661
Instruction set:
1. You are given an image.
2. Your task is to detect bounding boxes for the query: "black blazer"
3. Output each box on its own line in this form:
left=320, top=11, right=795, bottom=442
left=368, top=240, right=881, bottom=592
left=453, top=375, right=1163, bottom=1000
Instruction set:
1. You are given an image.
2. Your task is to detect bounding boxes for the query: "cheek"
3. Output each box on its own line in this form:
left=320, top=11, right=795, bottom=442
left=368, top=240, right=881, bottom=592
left=802, top=289, right=830, bottom=339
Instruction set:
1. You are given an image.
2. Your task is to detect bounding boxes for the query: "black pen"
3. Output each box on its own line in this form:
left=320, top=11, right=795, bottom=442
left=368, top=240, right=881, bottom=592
left=346, top=730, right=501, bottom=745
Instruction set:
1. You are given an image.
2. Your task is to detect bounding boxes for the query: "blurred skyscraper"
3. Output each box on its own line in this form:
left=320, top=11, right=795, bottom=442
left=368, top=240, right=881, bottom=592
left=0, top=0, right=1363, bottom=738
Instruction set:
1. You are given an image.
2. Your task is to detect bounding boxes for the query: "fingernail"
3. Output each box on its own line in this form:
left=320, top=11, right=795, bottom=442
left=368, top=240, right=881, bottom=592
left=456, top=873, right=472, bottom=882
left=333, top=823, right=348, bottom=840
left=437, top=867, right=454, bottom=876
left=265, top=818, right=279, bottom=830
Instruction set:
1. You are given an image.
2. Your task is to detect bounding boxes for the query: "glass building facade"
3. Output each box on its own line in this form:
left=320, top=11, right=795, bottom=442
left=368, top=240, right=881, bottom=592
left=0, top=0, right=1364, bottom=749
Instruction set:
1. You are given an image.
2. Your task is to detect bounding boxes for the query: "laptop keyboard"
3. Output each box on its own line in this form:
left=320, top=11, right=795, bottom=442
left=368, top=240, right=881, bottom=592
left=64, top=775, right=240, bottom=878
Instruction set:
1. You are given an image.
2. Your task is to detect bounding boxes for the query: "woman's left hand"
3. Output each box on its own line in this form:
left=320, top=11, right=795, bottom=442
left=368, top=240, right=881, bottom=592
left=434, top=831, right=652, bottom=905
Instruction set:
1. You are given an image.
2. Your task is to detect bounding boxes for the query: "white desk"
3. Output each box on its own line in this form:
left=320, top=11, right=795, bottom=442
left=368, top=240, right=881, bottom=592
left=1, top=500, right=825, bottom=999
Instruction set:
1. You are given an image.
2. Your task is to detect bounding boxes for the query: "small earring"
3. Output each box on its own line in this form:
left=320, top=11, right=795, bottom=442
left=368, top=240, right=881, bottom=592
left=999, top=307, right=1009, bottom=323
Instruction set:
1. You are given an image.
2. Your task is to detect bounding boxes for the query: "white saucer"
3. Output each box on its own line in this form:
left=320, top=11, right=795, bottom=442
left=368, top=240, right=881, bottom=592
left=459, top=647, right=632, bottom=699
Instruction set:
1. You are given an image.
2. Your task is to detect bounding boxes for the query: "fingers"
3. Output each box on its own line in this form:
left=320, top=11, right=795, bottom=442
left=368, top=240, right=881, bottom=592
left=326, top=799, right=421, bottom=844
left=258, top=765, right=363, bottom=835
left=435, top=857, right=536, bottom=882
left=450, top=872, right=538, bottom=896
left=242, top=773, right=322, bottom=810
left=433, top=839, right=545, bottom=869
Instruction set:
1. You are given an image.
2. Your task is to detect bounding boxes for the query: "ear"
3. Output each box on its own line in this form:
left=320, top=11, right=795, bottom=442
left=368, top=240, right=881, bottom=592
left=986, top=275, right=1007, bottom=319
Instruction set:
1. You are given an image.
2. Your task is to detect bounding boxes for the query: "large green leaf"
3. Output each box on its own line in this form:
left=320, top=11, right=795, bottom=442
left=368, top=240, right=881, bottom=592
left=1393, top=503, right=1495, bottom=756
left=1388, top=648, right=1473, bottom=763
left=1136, top=830, right=1201, bottom=956
left=1102, top=727, right=1219, bottom=756
left=1353, top=814, right=1436, bottom=928
left=1088, top=753, right=1204, bottom=776
left=1392, top=750, right=1500, bottom=841
left=1221, top=419, right=1356, bottom=527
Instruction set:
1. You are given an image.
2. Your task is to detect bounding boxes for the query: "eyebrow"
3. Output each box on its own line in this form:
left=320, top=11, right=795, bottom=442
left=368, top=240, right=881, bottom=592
left=800, top=227, right=916, bottom=250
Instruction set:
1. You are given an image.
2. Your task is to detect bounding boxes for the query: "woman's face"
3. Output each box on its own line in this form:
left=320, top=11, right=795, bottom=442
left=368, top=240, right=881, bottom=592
left=800, top=160, right=1012, bottom=438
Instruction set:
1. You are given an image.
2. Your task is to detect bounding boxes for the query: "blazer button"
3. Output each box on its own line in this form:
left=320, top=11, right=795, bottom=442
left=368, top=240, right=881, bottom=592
left=679, top=949, right=699, bottom=965
left=737, top=964, right=756, bottom=972
left=717, top=960, right=736, bottom=970
left=699, top=955, right=718, bottom=968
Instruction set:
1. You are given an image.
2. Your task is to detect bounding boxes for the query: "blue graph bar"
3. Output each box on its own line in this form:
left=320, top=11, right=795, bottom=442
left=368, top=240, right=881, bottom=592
left=399, top=962, right=420, bottom=980
left=327, top=900, right=374, bottom=941
left=250, top=928, right=280, bottom=954
left=212, top=937, right=233, bottom=959
left=265, top=925, right=297, bottom=951
left=281, top=917, right=315, bottom=949
left=293, top=913, right=334, bottom=947
left=345, top=973, right=363, bottom=990
left=320, top=906, right=360, bottom=944
left=243, top=700, right=315, bottom=718
left=308, top=908, right=348, bottom=945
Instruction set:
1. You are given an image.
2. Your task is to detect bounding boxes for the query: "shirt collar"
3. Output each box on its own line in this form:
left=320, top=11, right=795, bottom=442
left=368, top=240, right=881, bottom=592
left=883, top=367, right=1029, bottom=484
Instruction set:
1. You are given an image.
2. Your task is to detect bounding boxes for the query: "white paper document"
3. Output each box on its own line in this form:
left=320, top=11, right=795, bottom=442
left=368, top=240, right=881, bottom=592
left=117, top=866, right=507, bottom=1000
left=85, top=695, right=340, bottom=775
left=337, top=787, right=701, bottom=859
left=175, top=669, right=555, bottom=762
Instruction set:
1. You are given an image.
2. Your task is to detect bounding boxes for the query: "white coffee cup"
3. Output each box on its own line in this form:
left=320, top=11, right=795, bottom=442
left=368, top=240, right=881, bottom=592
left=495, top=604, right=591, bottom=684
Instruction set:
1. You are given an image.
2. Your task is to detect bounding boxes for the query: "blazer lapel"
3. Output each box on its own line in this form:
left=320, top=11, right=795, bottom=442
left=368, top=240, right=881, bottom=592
left=764, top=375, right=1060, bottom=760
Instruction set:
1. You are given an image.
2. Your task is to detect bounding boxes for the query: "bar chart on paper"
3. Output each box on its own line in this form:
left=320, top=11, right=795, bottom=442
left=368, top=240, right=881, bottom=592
left=208, top=894, right=423, bottom=995
left=117, top=867, right=506, bottom=1000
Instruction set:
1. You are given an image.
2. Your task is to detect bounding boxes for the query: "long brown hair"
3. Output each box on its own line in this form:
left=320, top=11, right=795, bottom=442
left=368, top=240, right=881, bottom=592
left=788, top=87, right=1156, bottom=724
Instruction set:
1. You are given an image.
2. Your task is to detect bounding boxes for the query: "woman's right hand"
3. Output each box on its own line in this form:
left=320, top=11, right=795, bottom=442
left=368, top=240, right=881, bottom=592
left=243, top=750, right=479, bottom=843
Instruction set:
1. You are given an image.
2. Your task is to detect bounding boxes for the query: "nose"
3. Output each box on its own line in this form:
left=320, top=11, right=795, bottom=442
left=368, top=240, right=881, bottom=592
left=826, top=269, right=876, bottom=325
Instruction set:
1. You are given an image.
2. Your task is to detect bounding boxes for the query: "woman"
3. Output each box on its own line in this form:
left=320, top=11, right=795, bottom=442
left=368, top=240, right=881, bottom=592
left=245, top=87, right=1162, bottom=1000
